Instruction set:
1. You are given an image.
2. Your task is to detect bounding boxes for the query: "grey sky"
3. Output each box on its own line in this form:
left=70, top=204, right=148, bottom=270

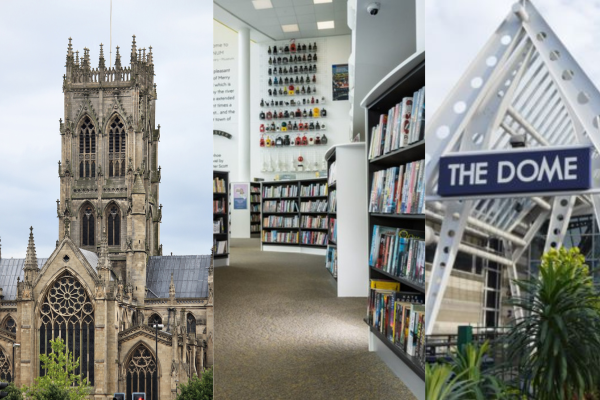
left=0, top=1, right=213, bottom=258
left=427, top=0, right=600, bottom=116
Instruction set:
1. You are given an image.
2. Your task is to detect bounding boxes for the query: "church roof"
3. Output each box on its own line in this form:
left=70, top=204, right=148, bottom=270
left=146, top=255, right=210, bottom=298
left=0, top=258, right=47, bottom=300
left=79, top=248, right=98, bottom=270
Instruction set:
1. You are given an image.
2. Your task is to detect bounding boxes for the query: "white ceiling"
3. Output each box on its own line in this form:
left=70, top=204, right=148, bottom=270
left=214, top=0, right=351, bottom=41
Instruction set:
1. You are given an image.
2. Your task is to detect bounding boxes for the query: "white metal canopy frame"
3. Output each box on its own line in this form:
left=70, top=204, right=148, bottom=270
left=424, top=0, right=600, bottom=335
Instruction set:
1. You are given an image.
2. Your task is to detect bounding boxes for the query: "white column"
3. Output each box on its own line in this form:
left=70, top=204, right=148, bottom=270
left=238, top=27, right=251, bottom=181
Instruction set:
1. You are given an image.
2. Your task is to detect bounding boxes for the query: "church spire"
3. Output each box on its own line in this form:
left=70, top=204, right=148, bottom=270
left=66, top=37, right=74, bottom=64
left=131, top=35, right=137, bottom=63
left=24, top=227, right=39, bottom=282
left=115, top=46, right=122, bottom=69
left=98, top=43, right=106, bottom=69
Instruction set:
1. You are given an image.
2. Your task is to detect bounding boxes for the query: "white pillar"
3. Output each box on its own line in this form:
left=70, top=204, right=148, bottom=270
left=238, top=27, right=251, bottom=181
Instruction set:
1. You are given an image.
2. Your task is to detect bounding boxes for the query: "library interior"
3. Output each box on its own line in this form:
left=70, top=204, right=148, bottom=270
left=212, top=0, right=424, bottom=399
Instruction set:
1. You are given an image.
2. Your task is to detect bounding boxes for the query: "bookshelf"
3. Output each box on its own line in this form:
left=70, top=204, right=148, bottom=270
left=361, top=51, right=425, bottom=397
left=250, top=182, right=261, bottom=237
left=324, top=143, right=368, bottom=297
left=260, top=177, right=328, bottom=255
left=213, top=170, right=230, bottom=267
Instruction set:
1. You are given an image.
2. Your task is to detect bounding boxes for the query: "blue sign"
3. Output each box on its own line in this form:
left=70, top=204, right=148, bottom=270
left=438, top=146, right=591, bottom=197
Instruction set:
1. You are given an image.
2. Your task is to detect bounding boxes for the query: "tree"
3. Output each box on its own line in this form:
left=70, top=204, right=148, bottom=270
left=21, top=338, right=91, bottom=400
left=2, top=383, right=23, bottom=400
left=176, top=368, right=212, bottom=400
left=507, top=247, right=600, bottom=399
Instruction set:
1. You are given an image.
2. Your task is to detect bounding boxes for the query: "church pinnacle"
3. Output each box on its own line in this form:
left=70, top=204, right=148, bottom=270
left=24, top=227, right=39, bottom=282
left=97, top=230, right=111, bottom=282
left=169, top=272, right=176, bottom=298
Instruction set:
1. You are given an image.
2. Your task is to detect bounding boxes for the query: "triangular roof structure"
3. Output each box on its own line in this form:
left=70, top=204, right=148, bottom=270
left=425, top=0, right=600, bottom=334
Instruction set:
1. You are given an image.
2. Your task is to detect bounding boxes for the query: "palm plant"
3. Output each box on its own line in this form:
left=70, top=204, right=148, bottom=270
left=426, top=341, right=508, bottom=400
left=506, top=247, right=600, bottom=399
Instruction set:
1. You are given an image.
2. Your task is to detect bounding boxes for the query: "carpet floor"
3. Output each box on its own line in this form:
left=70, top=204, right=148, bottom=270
left=214, top=238, right=417, bottom=400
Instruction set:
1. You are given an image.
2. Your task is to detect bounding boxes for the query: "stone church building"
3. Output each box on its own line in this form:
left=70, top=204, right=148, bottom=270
left=0, top=37, right=213, bottom=399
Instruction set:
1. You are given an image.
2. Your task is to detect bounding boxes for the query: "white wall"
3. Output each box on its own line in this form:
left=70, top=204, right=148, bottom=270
left=213, top=22, right=240, bottom=181
left=250, top=35, right=352, bottom=181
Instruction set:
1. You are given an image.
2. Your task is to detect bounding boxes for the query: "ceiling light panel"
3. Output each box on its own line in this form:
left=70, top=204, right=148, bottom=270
left=252, top=0, right=273, bottom=10
left=317, top=20, right=335, bottom=29
left=282, top=24, right=300, bottom=32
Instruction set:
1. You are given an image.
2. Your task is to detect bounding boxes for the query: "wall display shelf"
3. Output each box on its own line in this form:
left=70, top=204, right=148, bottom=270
left=260, top=40, right=330, bottom=177
left=360, top=50, right=425, bottom=399
left=324, top=143, right=368, bottom=297
left=250, top=182, right=262, bottom=236
left=213, top=170, right=230, bottom=267
left=260, top=178, right=329, bottom=255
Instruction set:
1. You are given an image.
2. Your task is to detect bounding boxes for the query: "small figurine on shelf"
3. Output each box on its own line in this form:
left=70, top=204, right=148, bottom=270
left=297, top=153, right=304, bottom=171
left=260, top=135, right=265, bottom=147
left=321, top=134, right=328, bottom=145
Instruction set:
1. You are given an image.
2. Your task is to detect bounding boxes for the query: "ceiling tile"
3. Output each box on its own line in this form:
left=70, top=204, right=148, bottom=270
left=294, top=4, right=315, bottom=15
left=275, top=6, right=296, bottom=17
left=277, top=15, right=300, bottom=25
left=296, top=13, right=317, bottom=23
left=271, top=0, right=294, bottom=7
left=291, top=0, right=313, bottom=4
left=333, top=0, right=347, bottom=12
left=314, top=3, right=334, bottom=14
left=299, top=22, right=318, bottom=31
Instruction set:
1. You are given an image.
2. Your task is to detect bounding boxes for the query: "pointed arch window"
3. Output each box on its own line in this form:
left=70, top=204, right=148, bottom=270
left=148, top=314, right=162, bottom=327
left=79, top=117, right=95, bottom=178
left=107, top=205, right=120, bottom=246
left=0, top=349, right=12, bottom=382
left=40, top=272, right=94, bottom=384
left=81, top=205, right=95, bottom=246
left=1, top=316, right=16, bottom=334
left=126, top=345, right=158, bottom=400
left=187, top=314, right=196, bottom=334
left=108, top=116, right=126, bottom=177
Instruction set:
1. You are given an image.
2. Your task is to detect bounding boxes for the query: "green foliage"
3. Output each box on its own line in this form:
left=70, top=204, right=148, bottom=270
left=21, top=338, right=91, bottom=400
left=426, top=363, right=473, bottom=400
left=2, top=382, right=23, bottom=400
left=426, top=341, right=508, bottom=400
left=176, top=368, right=213, bottom=400
left=507, top=247, right=600, bottom=400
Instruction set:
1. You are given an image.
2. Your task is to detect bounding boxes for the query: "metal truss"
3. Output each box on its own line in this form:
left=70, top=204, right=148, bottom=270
left=425, top=0, right=600, bottom=334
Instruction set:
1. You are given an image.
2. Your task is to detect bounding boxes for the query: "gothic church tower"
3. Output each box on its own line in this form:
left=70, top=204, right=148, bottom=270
left=57, top=37, right=162, bottom=296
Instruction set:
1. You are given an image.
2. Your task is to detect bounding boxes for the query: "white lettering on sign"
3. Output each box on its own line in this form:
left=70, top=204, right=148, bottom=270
left=564, top=157, right=577, bottom=180
left=498, top=161, right=514, bottom=183
left=497, top=156, right=578, bottom=184
left=448, top=162, right=489, bottom=186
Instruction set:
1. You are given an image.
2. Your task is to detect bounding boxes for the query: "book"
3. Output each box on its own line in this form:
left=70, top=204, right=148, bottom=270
left=326, top=245, right=338, bottom=277
left=369, top=225, right=425, bottom=285
left=213, top=177, right=227, bottom=193
left=368, top=161, right=424, bottom=215
left=366, top=284, right=425, bottom=366
left=367, top=87, right=424, bottom=159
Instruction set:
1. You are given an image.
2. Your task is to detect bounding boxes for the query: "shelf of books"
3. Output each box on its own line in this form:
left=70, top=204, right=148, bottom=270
left=260, top=178, right=329, bottom=255
left=250, top=182, right=262, bottom=236
left=361, top=51, right=425, bottom=395
left=324, top=143, right=368, bottom=297
left=213, top=170, right=230, bottom=267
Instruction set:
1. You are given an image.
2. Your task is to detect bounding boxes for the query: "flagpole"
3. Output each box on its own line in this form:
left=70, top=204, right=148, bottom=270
left=109, top=0, right=112, bottom=67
